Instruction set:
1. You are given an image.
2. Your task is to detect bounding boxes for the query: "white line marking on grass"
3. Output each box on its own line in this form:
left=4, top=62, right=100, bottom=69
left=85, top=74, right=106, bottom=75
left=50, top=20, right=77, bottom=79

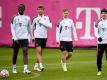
left=0, top=60, right=107, bottom=69
left=16, top=72, right=40, bottom=80
left=0, top=66, right=40, bottom=80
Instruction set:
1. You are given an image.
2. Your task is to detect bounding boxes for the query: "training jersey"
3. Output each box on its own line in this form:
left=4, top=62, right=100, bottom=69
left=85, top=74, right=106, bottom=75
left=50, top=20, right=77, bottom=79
left=56, top=18, right=78, bottom=42
left=31, top=15, right=52, bottom=38
left=11, top=14, right=32, bottom=40
left=94, top=19, right=107, bottom=44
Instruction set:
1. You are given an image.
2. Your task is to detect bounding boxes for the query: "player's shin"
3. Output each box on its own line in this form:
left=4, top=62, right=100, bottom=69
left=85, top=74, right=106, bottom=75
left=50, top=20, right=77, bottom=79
left=61, top=51, right=67, bottom=71
left=66, top=52, right=72, bottom=60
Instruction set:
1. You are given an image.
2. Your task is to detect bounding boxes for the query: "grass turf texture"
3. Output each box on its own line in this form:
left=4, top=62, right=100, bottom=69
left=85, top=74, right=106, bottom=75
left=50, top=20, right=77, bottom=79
left=0, top=47, right=107, bottom=80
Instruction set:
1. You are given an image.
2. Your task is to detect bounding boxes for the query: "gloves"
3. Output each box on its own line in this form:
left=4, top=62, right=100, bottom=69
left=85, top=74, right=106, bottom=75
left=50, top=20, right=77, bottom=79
left=98, top=37, right=102, bottom=42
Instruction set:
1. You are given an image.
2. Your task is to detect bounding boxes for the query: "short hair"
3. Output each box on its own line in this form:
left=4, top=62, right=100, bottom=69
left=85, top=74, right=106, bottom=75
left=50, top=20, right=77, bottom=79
left=101, top=8, right=107, bottom=14
left=37, top=5, right=44, bottom=10
left=18, top=4, right=25, bottom=8
left=63, top=8, right=69, bottom=12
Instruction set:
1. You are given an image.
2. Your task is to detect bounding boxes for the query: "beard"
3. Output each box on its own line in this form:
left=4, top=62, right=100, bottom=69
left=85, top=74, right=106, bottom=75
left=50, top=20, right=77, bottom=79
left=19, top=11, right=24, bottom=15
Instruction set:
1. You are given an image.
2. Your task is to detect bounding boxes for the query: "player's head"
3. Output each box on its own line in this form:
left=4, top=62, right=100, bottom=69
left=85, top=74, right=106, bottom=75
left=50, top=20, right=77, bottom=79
left=18, top=4, right=25, bottom=15
left=63, top=9, right=69, bottom=18
left=37, top=5, right=44, bottom=15
left=100, top=8, right=107, bottom=19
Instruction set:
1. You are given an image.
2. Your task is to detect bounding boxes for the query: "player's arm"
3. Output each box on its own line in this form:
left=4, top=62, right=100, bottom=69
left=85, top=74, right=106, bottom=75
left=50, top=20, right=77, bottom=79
left=56, top=23, right=62, bottom=43
left=30, top=19, right=36, bottom=41
left=39, top=16, right=52, bottom=28
left=11, top=18, right=17, bottom=41
left=72, top=21, right=78, bottom=41
left=94, top=26, right=102, bottom=42
left=31, top=18, right=37, bottom=30
left=27, top=18, right=34, bottom=40
left=94, top=26, right=100, bottom=38
left=95, top=18, right=102, bottom=27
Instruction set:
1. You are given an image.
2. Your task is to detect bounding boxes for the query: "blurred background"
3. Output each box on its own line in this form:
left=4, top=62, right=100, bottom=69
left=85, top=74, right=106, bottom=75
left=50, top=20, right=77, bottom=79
left=0, top=0, right=107, bottom=48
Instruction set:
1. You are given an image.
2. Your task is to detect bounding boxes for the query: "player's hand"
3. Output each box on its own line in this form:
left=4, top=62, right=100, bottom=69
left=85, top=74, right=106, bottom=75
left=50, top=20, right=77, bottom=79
left=32, top=39, right=35, bottom=42
left=14, top=40, right=19, bottom=44
left=98, top=37, right=102, bottom=42
left=95, top=18, right=102, bottom=27
left=56, top=42, right=60, bottom=45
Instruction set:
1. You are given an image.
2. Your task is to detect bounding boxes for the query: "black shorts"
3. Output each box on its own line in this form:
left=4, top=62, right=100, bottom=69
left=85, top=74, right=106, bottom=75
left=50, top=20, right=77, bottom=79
left=35, top=38, right=47, bottom=48
left=97, top=44, right=107, bottom=55
left=60, top=41, right=73, bottom=52
left=13, top=39, right=28, bottom=48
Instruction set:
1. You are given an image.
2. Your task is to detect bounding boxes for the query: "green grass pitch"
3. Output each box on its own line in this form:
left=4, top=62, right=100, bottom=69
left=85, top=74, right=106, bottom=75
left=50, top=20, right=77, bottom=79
left=0, top=47, right=107, bottom=80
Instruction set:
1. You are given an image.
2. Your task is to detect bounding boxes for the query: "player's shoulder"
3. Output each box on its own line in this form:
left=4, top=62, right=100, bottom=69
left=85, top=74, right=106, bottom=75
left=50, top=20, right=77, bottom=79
left=68, top=18, right=73, bottom=22
left=59, top=18, right=64, bottom=23
left=12, top=14, right=19, bottom=19
left=11, top=14, right=19, bottom=23
left=56, top=18, right=64, bottom=27
left=44, top=15, right=49, bottom=18
left=67, top=18, right=74, bottom=24
left=43, top=15, right=50, bottom=20
left=24, top=15, right=30, bottom=20
left=44, top=15, right=51, bottom=19
left=42, top=15, right=51, bottom=22
left=32, top=16, right=38, bottom=22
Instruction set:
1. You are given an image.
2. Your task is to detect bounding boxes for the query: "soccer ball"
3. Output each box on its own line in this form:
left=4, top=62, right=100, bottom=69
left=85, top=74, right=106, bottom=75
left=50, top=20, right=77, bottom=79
left=0, top=69, right=9, bottom=78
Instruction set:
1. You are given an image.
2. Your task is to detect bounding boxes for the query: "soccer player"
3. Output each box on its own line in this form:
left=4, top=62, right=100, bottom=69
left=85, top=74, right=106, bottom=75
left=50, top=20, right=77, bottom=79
left=11, top=4, right=32, bottom=74
left=31, top=5, right=52, bottom=71
left=94, top=8, right=107, bottom=76
left=56, top=9, right=78, bottom=71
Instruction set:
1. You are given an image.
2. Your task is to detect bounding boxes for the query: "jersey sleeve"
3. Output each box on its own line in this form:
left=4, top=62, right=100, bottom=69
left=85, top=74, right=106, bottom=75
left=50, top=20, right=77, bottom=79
left=27, top=17, right=33, bottom=40
left=30, top=18, right=37, bottom=39
left=71, top=21, right=78, bottom=41
left=11, top=17, right=17, bottom=40
left=56, top=23, right=61, bottom=42
left=39, top=16, right=52, bottom=28
left=94, top=26, right=100, bottom=38
left=31, top=18, right=36, bottom=30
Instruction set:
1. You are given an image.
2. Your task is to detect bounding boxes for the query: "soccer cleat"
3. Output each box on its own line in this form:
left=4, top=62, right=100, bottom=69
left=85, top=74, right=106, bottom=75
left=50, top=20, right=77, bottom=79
left=23, top=69, right=31, bottom=74
left=12, top=68, right=17, bottom=73
left=34, top=67, right=41, bottom=71
left=61, top=60, right=67, bottom=71
left=12, top=70, right=17, bottom=73
left=40, top=67, right=44, bottom=71
left=63, top=67, right=67, bottom=71
left=97, top=71, right=102, bottom=76
left=63, top=64, right=67, bottom=71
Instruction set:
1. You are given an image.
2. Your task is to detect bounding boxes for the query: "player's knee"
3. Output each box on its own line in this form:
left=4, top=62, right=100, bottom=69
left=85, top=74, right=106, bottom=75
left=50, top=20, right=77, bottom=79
left=68, top=52, right=73, bottom=56
left=37, top=47, right=42, bottom=53
left=62, top=51, right=67, bottom=53
left=22, top=49, right=28, bottom=55
left=62, top=51, right=67, bottom=55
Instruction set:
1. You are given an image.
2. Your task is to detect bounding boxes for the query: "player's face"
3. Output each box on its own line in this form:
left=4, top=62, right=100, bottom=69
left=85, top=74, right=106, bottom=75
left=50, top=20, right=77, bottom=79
left=18, top=5, right=25, bottom=15
left=101, top=12, right=107, bottom=19
left=63, top=11, right=69, bottom=18
left=37, top=8, right=44, bottom=15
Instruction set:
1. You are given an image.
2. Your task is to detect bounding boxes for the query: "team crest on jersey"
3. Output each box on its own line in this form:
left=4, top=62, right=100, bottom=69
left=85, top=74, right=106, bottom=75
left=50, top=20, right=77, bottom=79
left=19, top=23, right=22, bottom=27
left=44, top=18, right=46, bottom=20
